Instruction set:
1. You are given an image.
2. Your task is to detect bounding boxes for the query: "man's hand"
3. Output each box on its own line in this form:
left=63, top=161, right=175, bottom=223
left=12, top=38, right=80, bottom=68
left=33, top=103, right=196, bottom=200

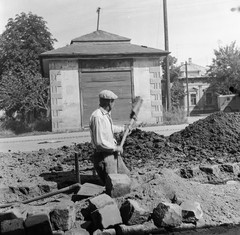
left=115, top=145, right=123, bottom=154
left=130, top=111, right=137, bottom=120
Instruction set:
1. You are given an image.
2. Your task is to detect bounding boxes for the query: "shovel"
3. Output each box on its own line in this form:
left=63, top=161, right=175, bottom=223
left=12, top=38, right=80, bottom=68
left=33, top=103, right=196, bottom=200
left=120, top=96, right=143, bottom=148
left=117, top=96, right=143, bottom=173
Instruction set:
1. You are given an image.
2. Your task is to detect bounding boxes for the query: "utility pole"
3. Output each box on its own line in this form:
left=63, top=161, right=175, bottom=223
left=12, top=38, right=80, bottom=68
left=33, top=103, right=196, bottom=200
left=185, top=61, right=190, bottom=116
left=96, top=7, right=101, bottom=31
left=163, top=0, right=171, bottom=111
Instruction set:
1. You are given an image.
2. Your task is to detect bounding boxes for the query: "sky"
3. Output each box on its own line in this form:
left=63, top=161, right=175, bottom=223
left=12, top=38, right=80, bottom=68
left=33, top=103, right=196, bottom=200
left=0, top=0, right=240, bottom=67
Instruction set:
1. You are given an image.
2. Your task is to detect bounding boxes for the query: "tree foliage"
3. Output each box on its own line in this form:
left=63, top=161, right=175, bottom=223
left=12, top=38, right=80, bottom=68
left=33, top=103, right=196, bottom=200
left=170, top=80, right=185, bottom=108
left=0, top=12, right=56, bottom=121
left=207, top=41, right=240, bottom=94
left=162, top=55, right=184, bottom=108
left=162, top=55, right=180, bottom=83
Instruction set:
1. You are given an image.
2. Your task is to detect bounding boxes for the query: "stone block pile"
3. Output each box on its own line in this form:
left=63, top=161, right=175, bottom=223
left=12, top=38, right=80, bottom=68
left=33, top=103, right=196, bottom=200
left=179, top=162, right=240, bottom=184
left=0, top=173, right=204, bottom=235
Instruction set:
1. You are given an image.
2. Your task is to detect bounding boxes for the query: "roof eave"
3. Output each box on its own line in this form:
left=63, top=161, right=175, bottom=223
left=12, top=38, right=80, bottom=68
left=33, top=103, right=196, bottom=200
left=40, top=51, right=170, bottom=59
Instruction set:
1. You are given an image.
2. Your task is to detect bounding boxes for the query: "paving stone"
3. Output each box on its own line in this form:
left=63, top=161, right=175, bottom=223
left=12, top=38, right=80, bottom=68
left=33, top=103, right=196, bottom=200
left=180, top=200, right=203, bottom=223
left=92, top=229, right=102, bottom=235
left=52, top=231, right=64, bottom=235
left=120, top=199, right=150, bottom=225
left=1, top=218, right=25, bottom=235
left=221, top=163, right=240, bottom=175
left=64, top=228, right=90, bottom=235
left=116, top=224, right=144, bottom=235
left=88, top=193, right=121, bottom=229
left=152, top=202, right=182, bottom=228
left=50, top=201, right=76, bottom=231
left=88, top=194, right=115, bottom=211
left=25, top=213, right=53, bottom=235
left=0, top=211, right=18, bottom=222
left=91, top=203, right=122, bottom=229
left=93, top=228, right=116, bottom=235
left=199, top=165, right=220, bottom=176
left=179, top=167, right=200, bottom=179
left=72, top=183, right=105, bottom=201
left=105, top=174, right=131, bottom=198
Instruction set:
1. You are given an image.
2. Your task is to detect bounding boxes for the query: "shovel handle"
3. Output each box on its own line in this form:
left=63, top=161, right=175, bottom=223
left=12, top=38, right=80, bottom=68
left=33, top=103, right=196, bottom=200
left=120, top=118, right=135, bottom=148
left=0, top=183, right=81, bottom=208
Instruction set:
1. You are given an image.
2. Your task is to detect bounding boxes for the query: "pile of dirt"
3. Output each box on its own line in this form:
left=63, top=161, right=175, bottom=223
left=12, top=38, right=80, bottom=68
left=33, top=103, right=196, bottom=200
left=169, top=112, right=240, bottom=158
left=60, top=112, right=240, bottom=170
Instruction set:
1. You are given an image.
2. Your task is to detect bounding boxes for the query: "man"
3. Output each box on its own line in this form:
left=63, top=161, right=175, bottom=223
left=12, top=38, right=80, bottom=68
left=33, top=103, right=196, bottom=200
left=89, top=90, right=130, bottom=185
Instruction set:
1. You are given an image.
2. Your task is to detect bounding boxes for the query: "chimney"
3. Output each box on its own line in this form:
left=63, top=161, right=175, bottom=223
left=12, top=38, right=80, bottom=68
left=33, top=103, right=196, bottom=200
left=188, top=58, right=192, bottom=64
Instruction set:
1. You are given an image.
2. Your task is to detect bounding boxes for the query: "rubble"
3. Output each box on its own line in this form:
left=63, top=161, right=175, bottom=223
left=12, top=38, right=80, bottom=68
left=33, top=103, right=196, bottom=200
left=1, top=112, right=240, bottom=233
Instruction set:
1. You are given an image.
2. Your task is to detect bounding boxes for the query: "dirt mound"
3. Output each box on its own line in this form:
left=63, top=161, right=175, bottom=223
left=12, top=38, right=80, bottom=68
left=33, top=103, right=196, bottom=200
left=169, top=111, right=240, bottom=159
left=58, top=112, right=240, bottom=170
left=118, top=112, right=240, bottom=169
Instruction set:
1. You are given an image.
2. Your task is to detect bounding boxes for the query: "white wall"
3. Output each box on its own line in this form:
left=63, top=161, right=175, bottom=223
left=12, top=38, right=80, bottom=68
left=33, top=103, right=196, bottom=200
left=49, top=60, right=81, bottom=132
left=133, top=58, right=163, bottom=124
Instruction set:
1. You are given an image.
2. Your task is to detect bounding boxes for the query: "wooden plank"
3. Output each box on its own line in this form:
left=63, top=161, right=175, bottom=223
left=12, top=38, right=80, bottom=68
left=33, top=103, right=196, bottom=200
left=80, top=59, right=131, bottom=70
left=81, top=70, right=132, bottom=126
left=81, top=68, right=131, bottom=72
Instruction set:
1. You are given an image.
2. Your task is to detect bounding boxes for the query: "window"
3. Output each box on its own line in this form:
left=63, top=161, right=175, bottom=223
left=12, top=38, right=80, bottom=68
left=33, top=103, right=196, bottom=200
left=190, top=94, right=197, bottom=105
left=206, top=93, right=212, bottom=105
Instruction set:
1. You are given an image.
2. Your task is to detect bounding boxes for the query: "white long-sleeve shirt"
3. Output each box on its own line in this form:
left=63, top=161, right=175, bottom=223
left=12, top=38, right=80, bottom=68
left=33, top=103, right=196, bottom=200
left=89, top=107, right=124, bottom=152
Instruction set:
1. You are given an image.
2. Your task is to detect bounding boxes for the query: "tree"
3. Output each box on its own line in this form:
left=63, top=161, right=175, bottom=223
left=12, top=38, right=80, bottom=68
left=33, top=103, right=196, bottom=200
left=161, top=55, right=184, bottom=108
left=207, top=41, right=240, bottom=95
left=0, top=12, right=56, bottom=122
left=162, top=55, right=180, bottom=83
left=170, top=80, right=185, bottom=108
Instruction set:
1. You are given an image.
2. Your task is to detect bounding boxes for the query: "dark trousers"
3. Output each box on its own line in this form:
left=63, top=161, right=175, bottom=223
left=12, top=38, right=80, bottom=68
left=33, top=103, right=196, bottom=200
left=92, top=151, right=130, bottom=185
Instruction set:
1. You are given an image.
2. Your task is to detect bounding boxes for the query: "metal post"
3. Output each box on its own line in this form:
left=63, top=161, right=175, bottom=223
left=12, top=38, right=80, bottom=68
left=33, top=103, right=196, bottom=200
left=163, top=0, right=171, bottom=111
left=96, top=7, right=101, bottom=31
left=74, top=152, right=80, bottom=184
left=185, top=61, right=190, bottom=116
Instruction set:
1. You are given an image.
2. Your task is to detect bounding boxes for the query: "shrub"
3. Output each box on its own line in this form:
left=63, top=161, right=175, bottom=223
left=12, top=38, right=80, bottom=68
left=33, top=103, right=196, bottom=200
left=31, top=119, right=51, bottom=132
left=163, top=107, right=187, bottom=125
left=0, top=115, right=51, bottom=134
left=1, top=118, right=32, bottom=134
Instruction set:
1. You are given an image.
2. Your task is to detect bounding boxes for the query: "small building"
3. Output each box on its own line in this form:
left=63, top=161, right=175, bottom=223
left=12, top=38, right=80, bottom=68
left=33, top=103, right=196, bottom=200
left=179, top=58, right=218, bottom=115
left=40, top=30, right=168, bottom=132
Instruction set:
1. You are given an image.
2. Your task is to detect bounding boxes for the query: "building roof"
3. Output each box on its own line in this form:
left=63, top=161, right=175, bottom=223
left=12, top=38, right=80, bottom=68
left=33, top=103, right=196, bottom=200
left=40, top=42, right=168, bottom=58
left=179, top=59, right=207, bottom=78
left=71, top=30, right=131, bottom=43
left=41, top=30, right=168, bottom=58
left=40, top=30, right=168, bottom=77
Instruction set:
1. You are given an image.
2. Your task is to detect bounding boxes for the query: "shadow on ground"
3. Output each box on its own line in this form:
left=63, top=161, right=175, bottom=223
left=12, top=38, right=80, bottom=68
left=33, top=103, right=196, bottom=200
left=40, top=170, right=103, bottom=188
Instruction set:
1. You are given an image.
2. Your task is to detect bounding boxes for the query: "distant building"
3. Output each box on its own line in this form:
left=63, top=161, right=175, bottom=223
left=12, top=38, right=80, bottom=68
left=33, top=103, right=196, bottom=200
left=179, top=58, right=218, bottom=115
left=40, top=30, right=168, bottom=132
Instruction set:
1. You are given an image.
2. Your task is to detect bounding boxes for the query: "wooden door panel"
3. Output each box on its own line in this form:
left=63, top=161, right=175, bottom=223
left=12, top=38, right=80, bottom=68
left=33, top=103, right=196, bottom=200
left=81, top=71, right=132, bottom=127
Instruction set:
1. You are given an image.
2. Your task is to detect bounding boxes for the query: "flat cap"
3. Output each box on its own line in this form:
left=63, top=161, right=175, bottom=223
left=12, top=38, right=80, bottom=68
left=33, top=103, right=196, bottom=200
left=99, top=90, right=118, bottom=99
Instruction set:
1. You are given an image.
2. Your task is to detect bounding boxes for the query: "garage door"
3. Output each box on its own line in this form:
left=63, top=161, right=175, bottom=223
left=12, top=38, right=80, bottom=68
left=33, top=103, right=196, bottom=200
left=81, top=71, right=132, bottom=127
